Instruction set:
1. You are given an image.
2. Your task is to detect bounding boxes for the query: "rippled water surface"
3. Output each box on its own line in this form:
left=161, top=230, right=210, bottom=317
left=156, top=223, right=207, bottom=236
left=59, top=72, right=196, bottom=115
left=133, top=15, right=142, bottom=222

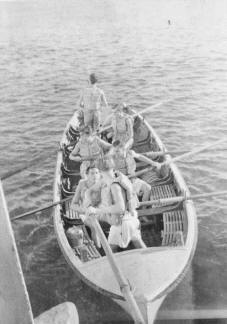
left=0, top=0, right=227, bottom=323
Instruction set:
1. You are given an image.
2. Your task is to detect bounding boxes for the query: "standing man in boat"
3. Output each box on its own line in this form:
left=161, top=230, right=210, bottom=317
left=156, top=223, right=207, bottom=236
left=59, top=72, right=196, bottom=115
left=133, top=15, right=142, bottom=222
left=86, top=157, right=146, bottom=252
left=77, top=73, right=108, bottom=132
left=69, top=125, right=112, bottom=178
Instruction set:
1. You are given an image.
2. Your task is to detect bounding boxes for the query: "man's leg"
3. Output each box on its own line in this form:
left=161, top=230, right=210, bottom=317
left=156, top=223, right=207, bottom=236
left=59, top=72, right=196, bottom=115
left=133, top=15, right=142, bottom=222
left=93, top=110, right=100, bottom=132
left=141, top=181, right=151, bottom=202
left=84, top=110, right=93, bottom=128
left=110, top=244, right=119, bottom=253
left=80, top=161, right=89, bottom=179
left=132, top=238, right=146, bottom=249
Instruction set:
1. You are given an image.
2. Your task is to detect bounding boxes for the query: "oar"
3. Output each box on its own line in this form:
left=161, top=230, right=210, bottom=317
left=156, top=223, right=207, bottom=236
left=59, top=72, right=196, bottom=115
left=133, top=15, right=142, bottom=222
left=1, top=150, right=61, bottom=181
left=90, top=217, right=145, bottom=324
left=139, top=190, right=227, bottom=208
left=11, top=196, right=72, bottom=221
left=100, top=96, right=186, bottom=132
left=141, top=139, right=227, bottom=165
left=132, top=96, right=184, bottom=117
left=163, top=138, right=226, bottom=165
left=1, top=165, right=32, bottom=181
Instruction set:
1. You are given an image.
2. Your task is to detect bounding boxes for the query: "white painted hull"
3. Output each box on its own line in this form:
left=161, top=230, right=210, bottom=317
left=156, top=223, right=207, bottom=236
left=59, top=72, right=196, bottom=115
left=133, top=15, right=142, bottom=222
left=53, top=109, right=198, bottom=323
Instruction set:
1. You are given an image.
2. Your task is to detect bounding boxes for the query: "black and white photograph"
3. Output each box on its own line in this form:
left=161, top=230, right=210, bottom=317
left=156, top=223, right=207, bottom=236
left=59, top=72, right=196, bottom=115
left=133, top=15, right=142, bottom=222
left=0, top=0, right=226, bottom=323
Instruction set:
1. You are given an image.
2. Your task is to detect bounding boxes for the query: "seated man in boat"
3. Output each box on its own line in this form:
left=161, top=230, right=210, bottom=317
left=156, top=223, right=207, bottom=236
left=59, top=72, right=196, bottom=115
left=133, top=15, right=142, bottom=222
left=69, top=125, right=112, bottom=178
left=71, top=165, right=101, bottom=214
left=77, top=73, right=108, bottom=132
left=103, top=103, right=134, bottom=150
left=109, top=140, right=161, bottom=203
left=71, top=165, right=102, bottom=246
left=86, top=157, right=146, bottom=252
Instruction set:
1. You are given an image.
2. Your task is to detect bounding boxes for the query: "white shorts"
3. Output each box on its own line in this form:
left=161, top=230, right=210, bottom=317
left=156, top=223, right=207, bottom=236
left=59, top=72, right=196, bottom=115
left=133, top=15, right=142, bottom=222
left=108, top=213, right=141, bottom=248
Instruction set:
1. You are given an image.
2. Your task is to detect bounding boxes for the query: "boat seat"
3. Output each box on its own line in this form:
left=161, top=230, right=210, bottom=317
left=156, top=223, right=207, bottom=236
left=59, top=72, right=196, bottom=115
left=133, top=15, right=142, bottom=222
left=161, top=210, right=185, bottom=246
left=150, top=184, right=177, bottom=207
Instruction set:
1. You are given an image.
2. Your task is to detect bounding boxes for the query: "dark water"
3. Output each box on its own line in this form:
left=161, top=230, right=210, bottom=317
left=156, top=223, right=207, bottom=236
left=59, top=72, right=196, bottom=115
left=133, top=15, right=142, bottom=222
left=0, top=1, right=227, bottom=323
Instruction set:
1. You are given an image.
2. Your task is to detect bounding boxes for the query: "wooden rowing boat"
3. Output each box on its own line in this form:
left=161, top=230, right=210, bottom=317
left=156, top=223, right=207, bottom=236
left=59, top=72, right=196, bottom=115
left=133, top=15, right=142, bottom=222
left=53, top=107, right=198, bottom=323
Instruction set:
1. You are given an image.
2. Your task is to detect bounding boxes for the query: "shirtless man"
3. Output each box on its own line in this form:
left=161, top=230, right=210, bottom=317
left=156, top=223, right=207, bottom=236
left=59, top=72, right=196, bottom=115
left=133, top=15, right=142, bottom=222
left=71, top=165, right=102, bottom=246
left=77, top=73, right=108, bottom=132
left=69, top=125, right=112, bottom=178
left=71, top=165, right=101, bottom=214
left=87, top=157, right=146, bottom=252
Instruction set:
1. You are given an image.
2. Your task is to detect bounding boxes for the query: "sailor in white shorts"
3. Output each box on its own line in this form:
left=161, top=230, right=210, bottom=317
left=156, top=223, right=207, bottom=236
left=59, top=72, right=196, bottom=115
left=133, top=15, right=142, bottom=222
left=86, top=157, right=146, bottom=252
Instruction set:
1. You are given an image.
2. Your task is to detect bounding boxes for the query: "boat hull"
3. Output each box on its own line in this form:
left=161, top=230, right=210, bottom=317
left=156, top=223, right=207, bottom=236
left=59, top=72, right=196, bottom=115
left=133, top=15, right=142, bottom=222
left=53, top=109, right=198, bottom=323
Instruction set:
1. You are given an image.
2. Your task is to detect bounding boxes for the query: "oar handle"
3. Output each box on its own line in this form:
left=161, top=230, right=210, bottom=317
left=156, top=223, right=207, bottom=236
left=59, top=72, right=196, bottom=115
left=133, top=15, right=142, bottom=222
left=139, top=196, right=184, bottom=207
left=144, top=146, right=227, bottom=159
left=132, top=96, right=184, bottom=117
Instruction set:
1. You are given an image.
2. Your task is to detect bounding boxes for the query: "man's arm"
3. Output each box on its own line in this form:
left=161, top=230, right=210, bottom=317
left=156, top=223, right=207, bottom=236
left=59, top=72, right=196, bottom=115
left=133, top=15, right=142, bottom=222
left=124, top=117, right=134, bottom=150
left=69, top=143, right=81, bottom=161
left=126, top=117, right=134, bottom=140
left=100, top=90, right=108, bottom=108
left=132, top=150, right=161, bottom=170
left=71, top=181, right=85, bottom=213
left=101, top=113, right=113, bottom=127
left=76, top=91, right=84, bottom=109
left=97, top=137, right=112, bottom=152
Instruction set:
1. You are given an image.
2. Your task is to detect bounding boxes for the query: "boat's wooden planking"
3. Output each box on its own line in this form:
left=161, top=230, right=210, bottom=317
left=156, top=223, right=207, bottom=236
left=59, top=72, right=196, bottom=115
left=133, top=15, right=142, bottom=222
left=0, top=181, right=34, bottom=324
